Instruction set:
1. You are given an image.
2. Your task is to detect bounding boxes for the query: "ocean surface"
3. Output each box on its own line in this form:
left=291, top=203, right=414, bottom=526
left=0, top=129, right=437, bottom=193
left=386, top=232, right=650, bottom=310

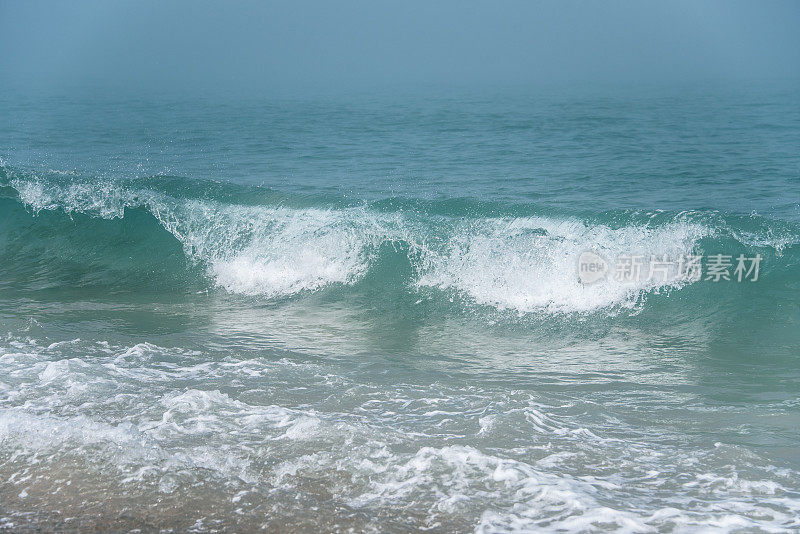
left=0, top=83, right=799, bottom=532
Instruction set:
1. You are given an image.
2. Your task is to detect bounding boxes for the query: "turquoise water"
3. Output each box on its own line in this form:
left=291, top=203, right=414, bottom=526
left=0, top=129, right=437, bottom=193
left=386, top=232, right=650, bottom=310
left=1, top=84, right=799, bottom=532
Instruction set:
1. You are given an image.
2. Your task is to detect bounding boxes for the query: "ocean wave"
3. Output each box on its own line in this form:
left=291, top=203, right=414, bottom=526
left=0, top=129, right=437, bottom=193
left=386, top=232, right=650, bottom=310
left=1, top=165, right=797, bottom=314
left=414, top=216, right=708, bottom=313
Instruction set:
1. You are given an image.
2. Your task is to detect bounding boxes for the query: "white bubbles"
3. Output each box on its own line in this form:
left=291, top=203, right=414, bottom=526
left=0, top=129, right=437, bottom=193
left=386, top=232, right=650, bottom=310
left=1, top=336, right=799, bottom=532
left=163, top=203, right=389, bottom=298
left=6, top=171, right=791, bottom=317
left=415, top=216, right=708, bottom=314
left=140, top=198, right=713, bottom=314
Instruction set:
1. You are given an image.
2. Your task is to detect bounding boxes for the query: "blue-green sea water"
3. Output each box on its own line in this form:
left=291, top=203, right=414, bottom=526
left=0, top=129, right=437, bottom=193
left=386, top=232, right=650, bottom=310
left=1, top=84, right=799, bottom=532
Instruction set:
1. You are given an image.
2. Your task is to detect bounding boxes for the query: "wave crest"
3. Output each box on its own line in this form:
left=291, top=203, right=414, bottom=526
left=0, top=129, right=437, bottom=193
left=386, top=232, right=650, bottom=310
left=2, top=166, right=796, bottom=314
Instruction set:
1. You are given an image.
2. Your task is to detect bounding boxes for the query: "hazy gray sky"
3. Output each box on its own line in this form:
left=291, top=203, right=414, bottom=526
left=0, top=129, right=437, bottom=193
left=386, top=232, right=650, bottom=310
left=2, top=0, right=799, bottom=94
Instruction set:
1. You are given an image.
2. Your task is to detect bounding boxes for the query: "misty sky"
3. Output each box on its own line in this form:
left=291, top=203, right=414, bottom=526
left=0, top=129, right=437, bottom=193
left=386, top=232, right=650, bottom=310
left=1, top=0, right=799, bottom=95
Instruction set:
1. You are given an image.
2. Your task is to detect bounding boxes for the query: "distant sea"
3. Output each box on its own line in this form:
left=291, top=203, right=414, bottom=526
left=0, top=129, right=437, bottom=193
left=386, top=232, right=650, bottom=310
left=1, top=83, right=799, bottom=531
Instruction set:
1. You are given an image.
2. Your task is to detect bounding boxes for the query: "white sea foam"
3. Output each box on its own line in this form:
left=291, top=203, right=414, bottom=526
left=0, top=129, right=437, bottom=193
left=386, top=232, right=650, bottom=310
left=7, top=173, right=394, bottom=298
left=415, top=216, right=709, bottom=314
left=175, top=206, right=710, bottom=310
left=160, top=202, right=393, bottom=297
left=5, top=173, right=781, bottom=313
left=145, top=199, right=717, bottom=312
left=1, top=335, right=799, bottom=532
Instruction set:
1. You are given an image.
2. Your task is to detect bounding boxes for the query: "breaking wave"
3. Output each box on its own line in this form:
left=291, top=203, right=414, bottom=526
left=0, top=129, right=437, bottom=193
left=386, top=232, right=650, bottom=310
left=1, top=163, right=797, bottom=315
